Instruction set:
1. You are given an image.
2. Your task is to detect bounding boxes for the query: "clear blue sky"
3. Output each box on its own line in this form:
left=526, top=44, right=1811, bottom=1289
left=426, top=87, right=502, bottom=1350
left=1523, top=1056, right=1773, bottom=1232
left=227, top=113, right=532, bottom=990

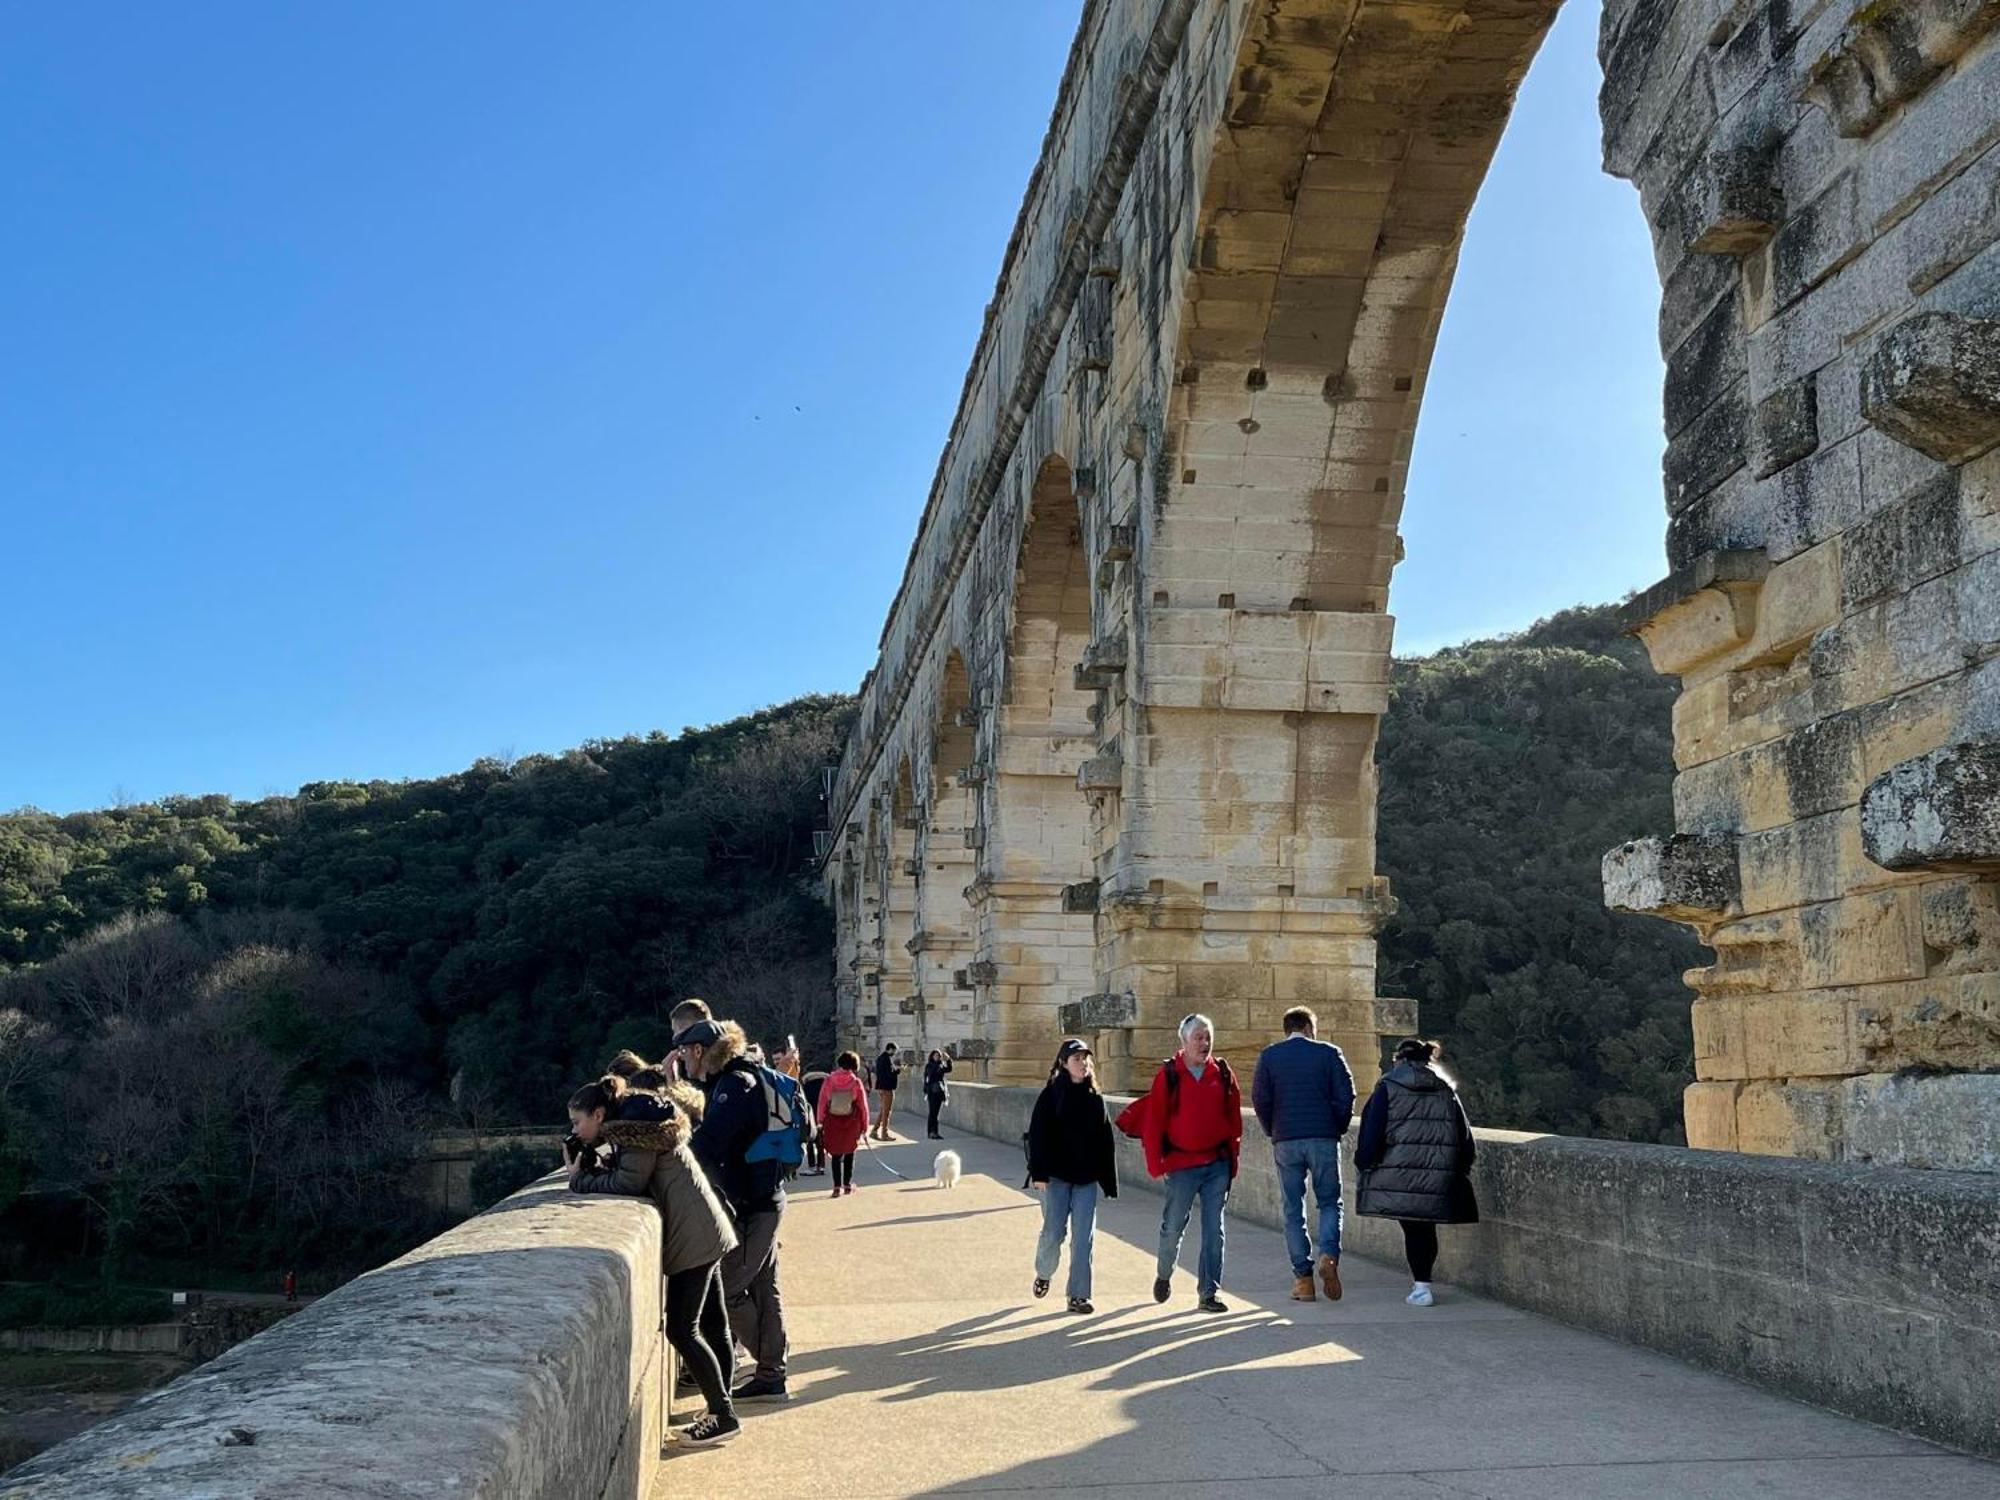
left=2, top=3, right=1663, bottom=815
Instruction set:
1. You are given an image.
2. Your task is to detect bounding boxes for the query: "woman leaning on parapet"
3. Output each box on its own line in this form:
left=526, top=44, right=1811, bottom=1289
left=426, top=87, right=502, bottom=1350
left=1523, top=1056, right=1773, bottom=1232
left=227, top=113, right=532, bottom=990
left=566, top=1068, right=743, bottom=1447
left=1353, top=1038, right=1478, bottom=1307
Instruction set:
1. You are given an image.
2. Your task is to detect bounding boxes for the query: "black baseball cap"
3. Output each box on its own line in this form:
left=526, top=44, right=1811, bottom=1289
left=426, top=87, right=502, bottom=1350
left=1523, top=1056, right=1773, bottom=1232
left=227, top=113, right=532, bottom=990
left=1056, top=1037, right=1092, bottom=1064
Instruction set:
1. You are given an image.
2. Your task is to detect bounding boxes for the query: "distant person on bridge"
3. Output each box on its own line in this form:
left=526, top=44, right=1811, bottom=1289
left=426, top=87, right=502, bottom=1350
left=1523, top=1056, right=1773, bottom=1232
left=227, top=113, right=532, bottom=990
left=1251, top=1006, right=1356, bottom=1303
left=676, top=1018, right=794, bottom=1404
left=817, top=1051, right=870, bottom=1194
left=566, top=1072, right=742, bottom=1446
left=922, top=1048, right=954, bottom=1139
left=871, top=1044, right=902, bottom=1141
left=1027, top=1038, right=1118, bottom=1315
left=799, top=1067, right=830, bottom=1176
left=1355, top=1037, right=1479, bottom=1308
left=1119, top=1013, right=1242, bottom=1314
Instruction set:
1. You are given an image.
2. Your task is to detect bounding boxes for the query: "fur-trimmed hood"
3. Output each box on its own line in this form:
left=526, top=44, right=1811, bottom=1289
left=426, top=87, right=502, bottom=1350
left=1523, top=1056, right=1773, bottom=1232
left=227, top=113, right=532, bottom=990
left=699, top=1020, right=748, bottom=1082
left=601, top=1082, right=703, bottom=1153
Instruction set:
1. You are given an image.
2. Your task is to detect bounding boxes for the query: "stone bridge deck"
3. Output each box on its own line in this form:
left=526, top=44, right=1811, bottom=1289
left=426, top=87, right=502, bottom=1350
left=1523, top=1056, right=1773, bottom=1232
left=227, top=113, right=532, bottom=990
left=655, top=1127, right=1994, bottom=1498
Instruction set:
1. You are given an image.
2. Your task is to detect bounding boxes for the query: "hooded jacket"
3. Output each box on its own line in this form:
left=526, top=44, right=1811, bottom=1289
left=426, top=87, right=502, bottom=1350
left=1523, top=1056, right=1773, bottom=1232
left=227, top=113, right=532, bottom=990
left=572, top=1083, right=738, bottom=1275
left=688, top=1022, right=785, bottom=1218
left=1354, top=1061, right=1479, bottom=1224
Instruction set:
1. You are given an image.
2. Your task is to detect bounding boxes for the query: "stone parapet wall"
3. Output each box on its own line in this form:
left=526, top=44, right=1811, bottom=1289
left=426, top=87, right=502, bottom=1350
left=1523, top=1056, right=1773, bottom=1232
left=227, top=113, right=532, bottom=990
left=946, top=1081, right=2000, bottom=1459
left=0, top=1175, right=665, bottom=1499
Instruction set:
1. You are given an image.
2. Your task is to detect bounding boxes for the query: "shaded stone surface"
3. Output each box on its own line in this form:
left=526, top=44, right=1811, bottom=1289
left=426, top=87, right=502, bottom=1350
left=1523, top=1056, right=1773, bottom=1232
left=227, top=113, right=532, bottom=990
left=1861, top=312, right=2000, bottom=464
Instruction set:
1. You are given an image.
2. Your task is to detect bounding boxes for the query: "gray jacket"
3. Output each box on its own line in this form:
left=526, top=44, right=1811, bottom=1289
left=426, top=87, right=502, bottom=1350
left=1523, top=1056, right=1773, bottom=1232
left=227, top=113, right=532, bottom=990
left=573, top=1087, right=738, bottom=1275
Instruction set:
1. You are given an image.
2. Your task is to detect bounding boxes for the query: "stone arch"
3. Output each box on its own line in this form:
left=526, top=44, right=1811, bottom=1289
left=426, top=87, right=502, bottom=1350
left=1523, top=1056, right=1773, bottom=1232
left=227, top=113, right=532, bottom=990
left=911, top=649, right=981, bottom=1045
left=966, top=455, right=1105, bottom=1084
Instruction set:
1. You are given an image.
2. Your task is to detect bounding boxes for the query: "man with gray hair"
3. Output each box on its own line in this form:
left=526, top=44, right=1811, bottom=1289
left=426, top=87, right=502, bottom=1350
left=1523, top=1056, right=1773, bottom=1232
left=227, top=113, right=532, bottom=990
left=1125, top=1012, right=1242, bottom=1313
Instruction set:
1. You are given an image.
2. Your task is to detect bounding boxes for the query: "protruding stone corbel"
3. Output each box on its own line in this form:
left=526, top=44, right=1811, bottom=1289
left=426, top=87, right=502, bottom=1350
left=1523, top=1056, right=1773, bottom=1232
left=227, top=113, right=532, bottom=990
left=1073, top=632, right=1130, bottom=690
left=1861, top=312, right=2000, bottom=464
left=1862, top=740, right=2000, bottom=871
left=948, top=1037, right=996, bottom=1060
left=1688, top=144, right=1784, bottom=254
left=962, top=826, right=986, bottom=849
left=1802, top=0, right=2000, bottom=136
left=1076, top=752, right=1123, bottom=792
left=1103, top=523, right=1135, bottom=562
left=1603, top=831, right=1744, bottom=925
left=957, top=763, right=990, bottom=788
left=1059, top=991, right=1138, bottom=1032
left=1061, top=879, right=1101, bottom=914
left=1619, top=549, right=1771, bottom=675
left=965, top=960, right=999, bottom=986
left=901, top=857, right=922, bottom=878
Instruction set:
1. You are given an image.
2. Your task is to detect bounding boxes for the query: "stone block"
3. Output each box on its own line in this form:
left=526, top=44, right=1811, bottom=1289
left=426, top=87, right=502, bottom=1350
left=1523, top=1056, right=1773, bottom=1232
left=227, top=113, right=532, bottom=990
left=1861, top=738, right=2000, bottom=869
left=1839, top=1069, right=2000, bottom=1168
left=1663, top=381, right=1751, bottom=512
left=1059, top=991, right=1139, bottom=1031
left=1860, top=312, right=2000, bottom=464
left=1839, top=471, right=1963, bottom=607
left=1752, top=378, right=1820, bottom=476
left=1735, top=1077, right=1841, bottom=1157
left=1687, top=144, right=1785, bottom=254
left=1683, top=1079, right=1744, bottom=1149
left=1602, top=831, right=1743, bottom=920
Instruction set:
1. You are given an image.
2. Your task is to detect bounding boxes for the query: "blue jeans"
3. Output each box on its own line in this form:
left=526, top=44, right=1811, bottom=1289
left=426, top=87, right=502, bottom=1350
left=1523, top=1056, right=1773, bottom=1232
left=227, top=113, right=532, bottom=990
left=1034, top=1179, right=1099, bottom=1299
left=1156, top=1157, right=1231, bottom=1298
left=1274, top=1136, right=1344, bottom=1277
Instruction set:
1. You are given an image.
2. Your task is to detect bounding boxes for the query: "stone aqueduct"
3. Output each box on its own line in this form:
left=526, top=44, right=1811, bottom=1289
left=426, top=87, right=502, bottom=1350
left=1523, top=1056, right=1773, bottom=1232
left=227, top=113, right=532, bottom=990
left=823, top=0, right=2000, bottom=1168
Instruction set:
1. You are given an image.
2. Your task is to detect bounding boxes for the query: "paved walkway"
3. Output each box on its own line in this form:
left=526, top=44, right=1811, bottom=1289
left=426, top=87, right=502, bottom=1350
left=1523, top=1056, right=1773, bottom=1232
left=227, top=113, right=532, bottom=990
left=654, top=1127, right=1995, bottom=1498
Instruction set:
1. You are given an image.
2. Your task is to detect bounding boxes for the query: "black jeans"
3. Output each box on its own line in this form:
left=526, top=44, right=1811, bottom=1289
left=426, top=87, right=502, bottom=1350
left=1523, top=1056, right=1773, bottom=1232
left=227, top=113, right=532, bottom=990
left=665, top=1261, right=733, bottom=1416
left=1400, top=1220, right=1439, bottom=1282
left=926, top=1094, right=944, bottom=1135
left=831, top=1152, right=854, bottom=1189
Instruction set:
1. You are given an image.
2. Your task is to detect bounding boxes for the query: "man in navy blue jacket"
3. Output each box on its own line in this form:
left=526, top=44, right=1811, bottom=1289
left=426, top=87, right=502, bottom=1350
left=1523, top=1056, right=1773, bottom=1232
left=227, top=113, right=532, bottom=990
left=1251, top=1007, right=1356, bottom=1302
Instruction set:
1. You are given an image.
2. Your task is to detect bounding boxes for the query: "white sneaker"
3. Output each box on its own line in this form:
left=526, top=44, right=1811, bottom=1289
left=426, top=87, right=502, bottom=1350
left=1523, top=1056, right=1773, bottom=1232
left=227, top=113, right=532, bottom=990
left=1405, top=1282, right=1434, bottom=1307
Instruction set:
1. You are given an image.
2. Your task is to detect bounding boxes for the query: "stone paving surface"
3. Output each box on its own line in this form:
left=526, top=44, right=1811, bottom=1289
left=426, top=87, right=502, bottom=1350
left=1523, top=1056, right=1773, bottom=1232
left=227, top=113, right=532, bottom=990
left=653, top=1128, right=1998, bottom=1498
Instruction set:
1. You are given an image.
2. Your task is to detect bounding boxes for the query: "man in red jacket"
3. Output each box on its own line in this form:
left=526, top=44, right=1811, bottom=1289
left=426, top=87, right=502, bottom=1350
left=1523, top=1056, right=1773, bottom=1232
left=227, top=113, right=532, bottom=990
left=1142, top=1013, right=1242, bottom=1313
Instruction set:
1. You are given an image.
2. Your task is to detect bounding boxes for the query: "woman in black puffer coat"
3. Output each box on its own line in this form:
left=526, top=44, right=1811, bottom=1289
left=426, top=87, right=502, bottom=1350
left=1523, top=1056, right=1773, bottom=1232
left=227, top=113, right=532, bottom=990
left=1354, top=1038, right=1477, bottom=1308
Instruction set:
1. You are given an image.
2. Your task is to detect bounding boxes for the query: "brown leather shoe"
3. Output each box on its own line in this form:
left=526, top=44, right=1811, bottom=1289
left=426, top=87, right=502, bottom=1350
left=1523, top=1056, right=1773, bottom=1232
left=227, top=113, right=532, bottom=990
left=1291, top=1274, right=1316, bottom=1301
left=1319, top=1255, right=1343, bottom=1301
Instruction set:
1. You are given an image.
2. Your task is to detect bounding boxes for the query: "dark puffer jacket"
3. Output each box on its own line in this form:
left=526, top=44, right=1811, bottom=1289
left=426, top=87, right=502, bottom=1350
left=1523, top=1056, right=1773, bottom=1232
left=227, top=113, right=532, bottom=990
left=1354, top=1061, right=1479, bottom=1224
left=1026, top=1073, right=1118, bottom=1198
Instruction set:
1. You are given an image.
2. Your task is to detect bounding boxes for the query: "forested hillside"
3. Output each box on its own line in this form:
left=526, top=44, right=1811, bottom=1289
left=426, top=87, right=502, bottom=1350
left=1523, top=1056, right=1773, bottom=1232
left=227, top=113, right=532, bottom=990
left=1377, top=604, right=1704, bottom=1144
left=0, top=696, right=853, bottom=1283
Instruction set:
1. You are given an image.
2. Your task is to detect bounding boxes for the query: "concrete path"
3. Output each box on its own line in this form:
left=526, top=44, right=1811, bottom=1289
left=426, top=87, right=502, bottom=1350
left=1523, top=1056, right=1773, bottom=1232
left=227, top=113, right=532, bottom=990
left=653, top=1127, right=1996, bottom=1498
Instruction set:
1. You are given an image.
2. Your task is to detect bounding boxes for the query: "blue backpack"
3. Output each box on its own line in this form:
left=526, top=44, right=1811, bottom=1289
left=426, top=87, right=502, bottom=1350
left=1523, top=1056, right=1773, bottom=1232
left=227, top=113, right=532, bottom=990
left=743, top=1064, right=806, bottom=1167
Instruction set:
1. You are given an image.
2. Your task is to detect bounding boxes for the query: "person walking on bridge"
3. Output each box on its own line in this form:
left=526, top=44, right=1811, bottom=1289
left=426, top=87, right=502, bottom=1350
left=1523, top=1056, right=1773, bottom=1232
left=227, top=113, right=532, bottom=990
left=1355, top=1037, right=1478, bottom=1307
left=1121, top=1013, right=1241, bottom=1314
left=870, top=1043, right=902, bottom=1141
left=817, top=1051, right=870, bottom=1194
left=1027, top=1038, right=1118, bottom=1314
left=1252, top=1006, right=1355, bottom=1303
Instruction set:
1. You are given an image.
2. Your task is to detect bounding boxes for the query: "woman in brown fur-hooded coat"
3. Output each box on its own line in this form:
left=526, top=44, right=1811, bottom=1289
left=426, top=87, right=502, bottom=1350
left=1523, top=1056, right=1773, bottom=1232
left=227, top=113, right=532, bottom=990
left=569, top=1072, right=740, bottom=1431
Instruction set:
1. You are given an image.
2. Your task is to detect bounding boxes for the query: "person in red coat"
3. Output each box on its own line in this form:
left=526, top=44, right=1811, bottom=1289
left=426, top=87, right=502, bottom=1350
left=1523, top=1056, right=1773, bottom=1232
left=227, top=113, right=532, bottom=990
left=1121, top=1013, right=1242, bottom=1313
left=815, top=1051, right=871, bottom=1196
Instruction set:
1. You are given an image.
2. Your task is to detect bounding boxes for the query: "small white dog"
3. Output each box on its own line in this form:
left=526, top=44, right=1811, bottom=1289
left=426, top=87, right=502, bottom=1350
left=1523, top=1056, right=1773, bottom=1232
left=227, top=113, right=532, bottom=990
left=933, top=1149, right=962, bottom=1189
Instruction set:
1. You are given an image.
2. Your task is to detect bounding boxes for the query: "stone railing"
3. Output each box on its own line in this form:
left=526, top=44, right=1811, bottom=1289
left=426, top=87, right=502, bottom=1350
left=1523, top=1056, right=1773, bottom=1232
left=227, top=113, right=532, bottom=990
left=947, top=1082, right=2000, bottom=1459
left=0, top=1174, right=665, bottom=1498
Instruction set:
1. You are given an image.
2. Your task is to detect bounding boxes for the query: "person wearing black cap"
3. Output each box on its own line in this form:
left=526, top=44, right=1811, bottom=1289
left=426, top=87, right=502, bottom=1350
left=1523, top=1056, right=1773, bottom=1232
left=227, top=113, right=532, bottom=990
left=676, top=1017, right=793, bottom=1402
left=1026, top=1038, right=1118, bottom=1314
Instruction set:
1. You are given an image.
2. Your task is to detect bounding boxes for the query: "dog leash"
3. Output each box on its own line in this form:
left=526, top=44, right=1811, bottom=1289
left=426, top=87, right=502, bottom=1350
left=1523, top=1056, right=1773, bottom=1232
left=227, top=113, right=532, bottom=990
left=858, top=1131, right=912, bottom=1181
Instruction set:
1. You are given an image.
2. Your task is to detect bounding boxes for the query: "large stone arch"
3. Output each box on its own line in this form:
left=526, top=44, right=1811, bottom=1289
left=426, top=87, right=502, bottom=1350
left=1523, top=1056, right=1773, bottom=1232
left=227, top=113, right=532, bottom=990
left=824, top=0, right=2000, bottom=1166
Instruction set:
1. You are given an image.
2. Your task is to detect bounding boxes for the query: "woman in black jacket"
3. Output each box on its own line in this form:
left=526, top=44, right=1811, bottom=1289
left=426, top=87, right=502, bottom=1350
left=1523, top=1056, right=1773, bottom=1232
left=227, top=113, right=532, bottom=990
left=922, top=1050, right=953, bottom=1139
left=1026, top=1038, right=1118, bottom=1314
left=1355, top=1038, right=1478, bottom=1307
